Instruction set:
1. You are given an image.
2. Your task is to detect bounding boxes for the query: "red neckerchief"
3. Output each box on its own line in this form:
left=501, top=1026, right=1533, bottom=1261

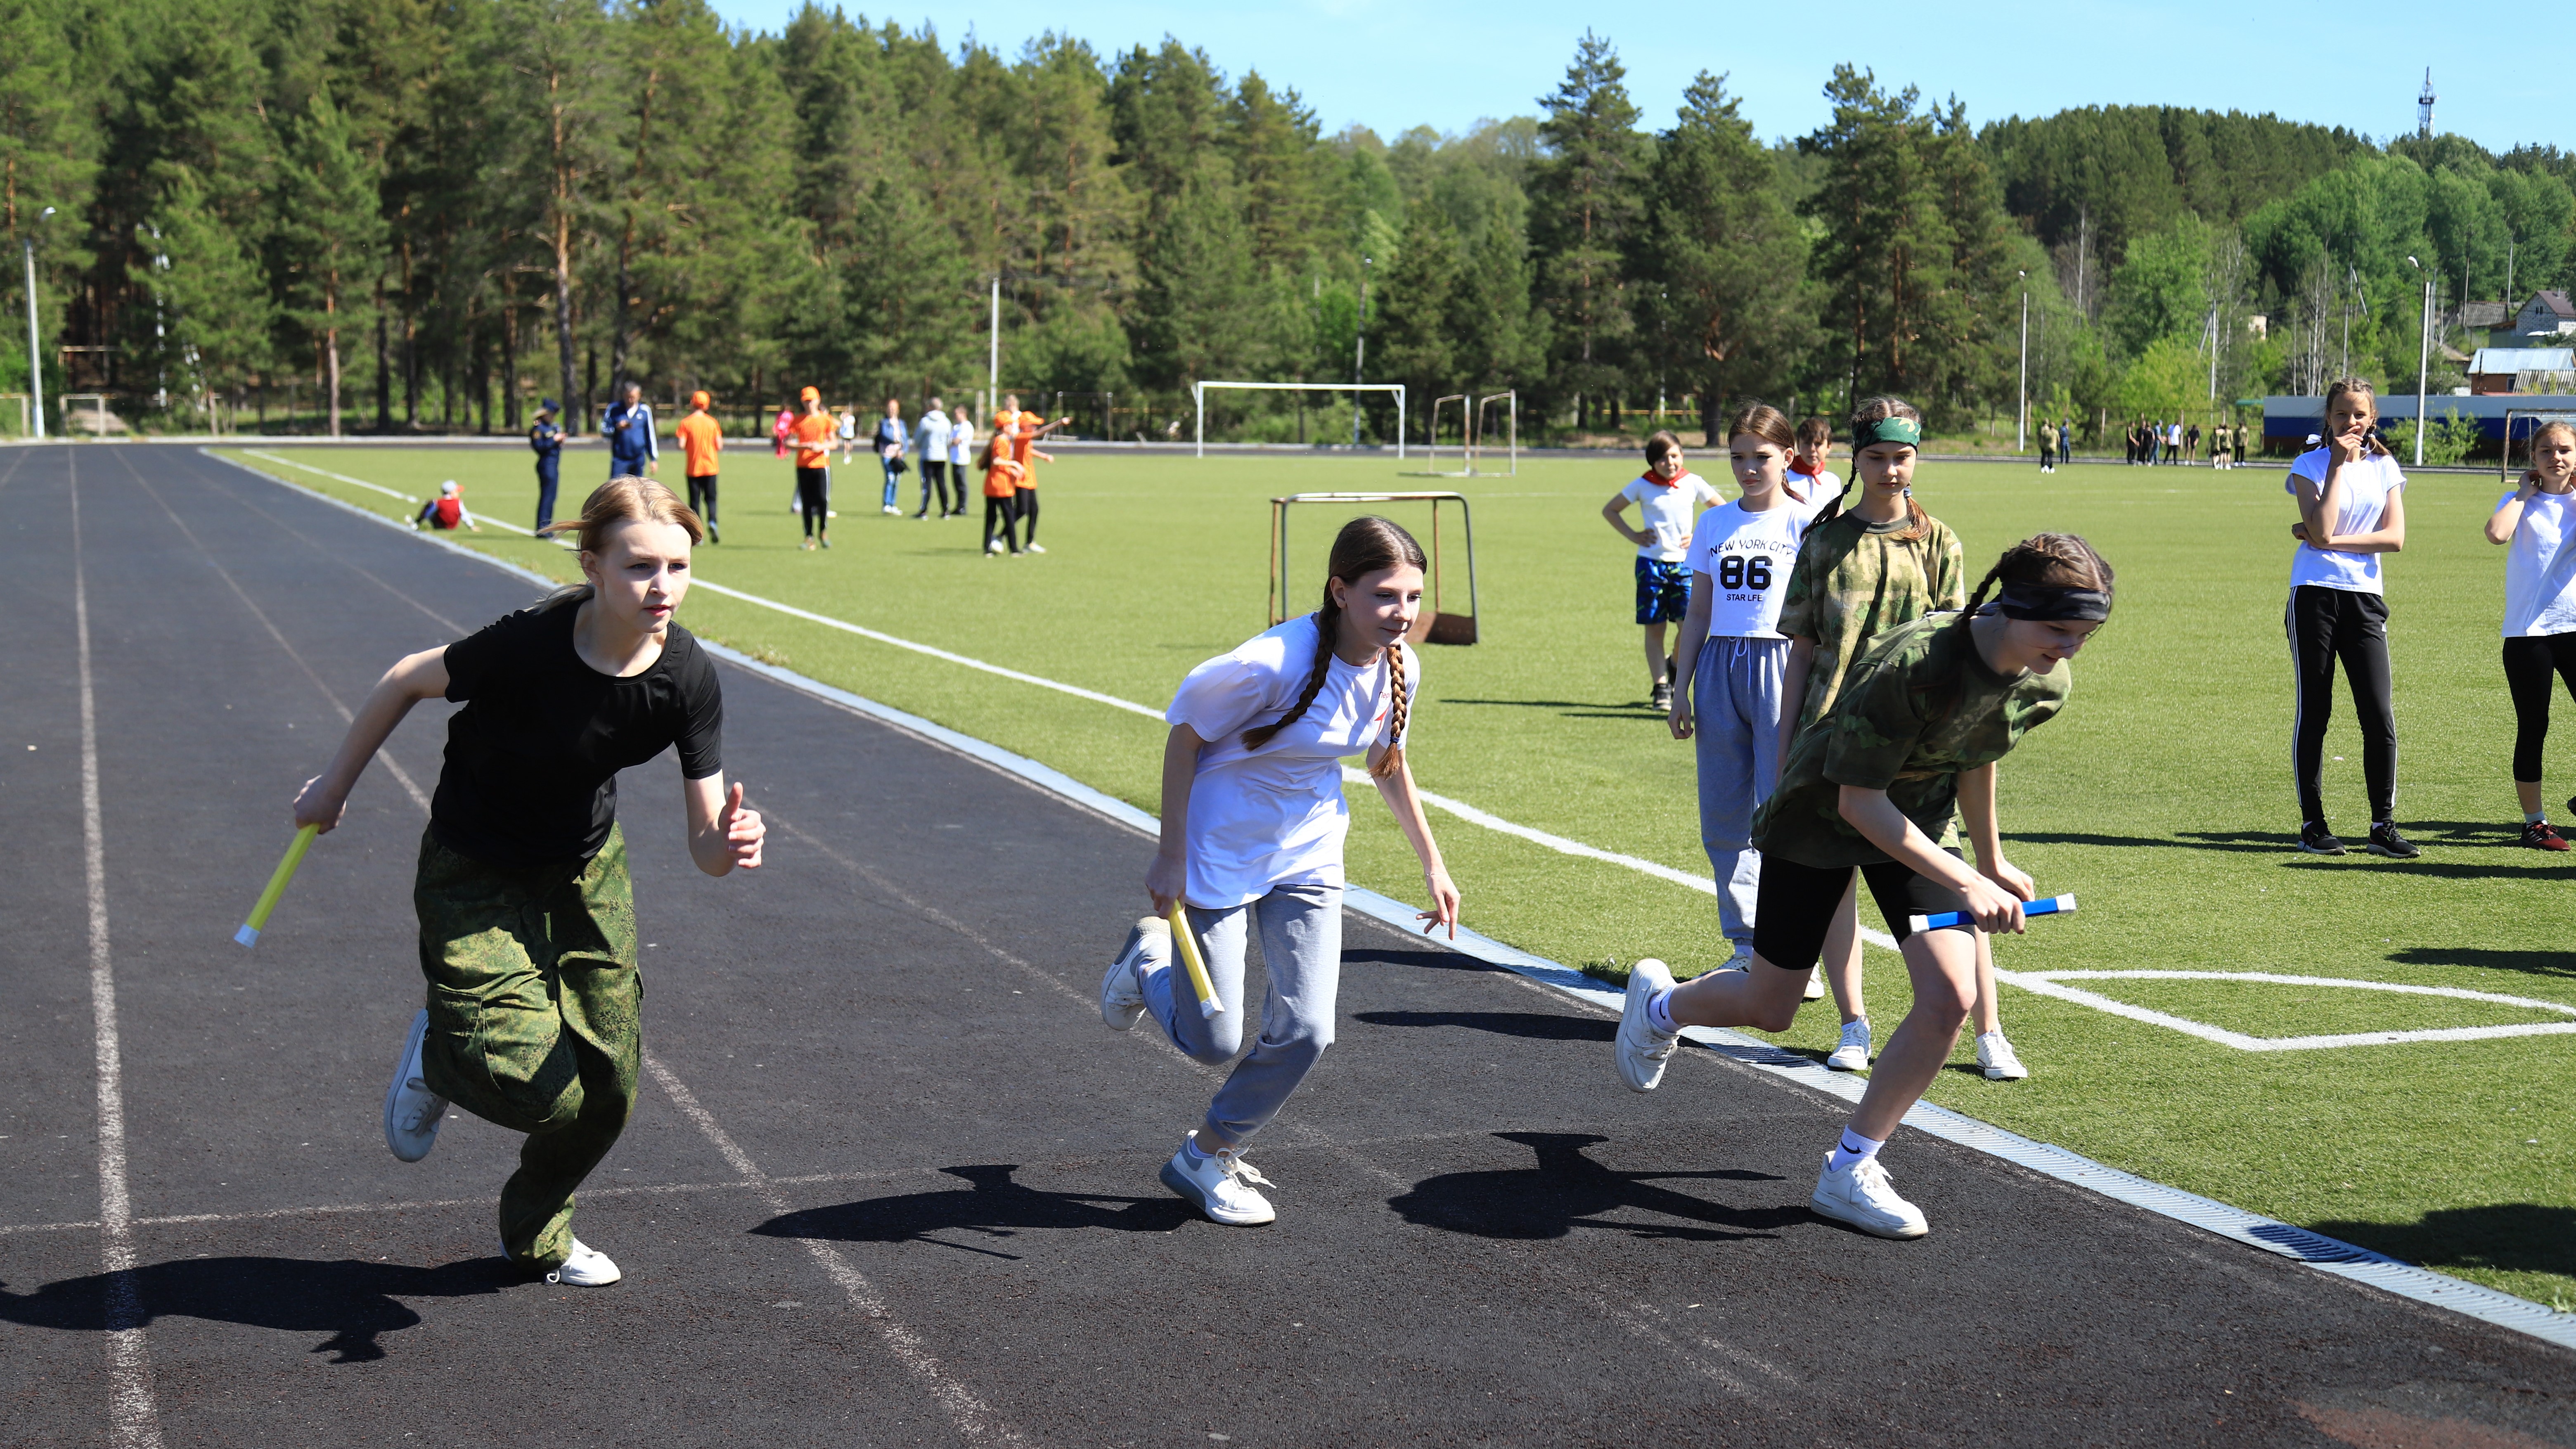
left=1642, top=469, right=1683, bottom=489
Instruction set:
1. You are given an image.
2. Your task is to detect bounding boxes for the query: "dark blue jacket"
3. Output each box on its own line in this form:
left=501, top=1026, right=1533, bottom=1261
left=603, top=401, right=659, bottom=466
left=529, top=420, right=564, bottom=468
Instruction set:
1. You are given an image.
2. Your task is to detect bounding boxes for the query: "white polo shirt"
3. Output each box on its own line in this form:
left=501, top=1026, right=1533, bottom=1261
left=1619, top=471, right=1724, bottom=562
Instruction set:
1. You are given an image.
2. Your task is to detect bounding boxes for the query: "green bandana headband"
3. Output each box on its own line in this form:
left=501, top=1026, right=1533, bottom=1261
left=1859, top=416, right=1921, bottom=448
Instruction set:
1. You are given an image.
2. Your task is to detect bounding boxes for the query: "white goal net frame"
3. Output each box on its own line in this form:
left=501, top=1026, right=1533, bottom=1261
left=1192, top=381, right=1407, bottom=459
left=1409, top=390, right=1518, bottom=478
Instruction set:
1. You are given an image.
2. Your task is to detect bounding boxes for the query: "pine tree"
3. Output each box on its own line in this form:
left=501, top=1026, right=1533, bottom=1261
left=1528, top=32, right=1644, bottom=429
left=137, top=169, right=273, bottom=418
left=274, top=86, right=386, bottom=436
left=1373, top=208, right=1459, bottom=436
left=0, top=0, right=99, bottom=396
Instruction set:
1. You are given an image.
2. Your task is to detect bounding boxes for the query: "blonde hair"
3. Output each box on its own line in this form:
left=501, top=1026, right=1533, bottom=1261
left=538, top=476, right=704, bottom=609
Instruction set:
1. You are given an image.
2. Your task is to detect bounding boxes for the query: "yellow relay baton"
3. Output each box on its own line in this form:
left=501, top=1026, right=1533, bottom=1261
left=235, top=824, right=320, bottom=949
left=1165, top=904, right=1223, bottom=1020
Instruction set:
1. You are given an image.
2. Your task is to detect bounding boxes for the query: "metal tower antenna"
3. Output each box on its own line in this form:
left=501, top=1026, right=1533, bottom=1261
left=2417, top=68, right=2436, bottom=139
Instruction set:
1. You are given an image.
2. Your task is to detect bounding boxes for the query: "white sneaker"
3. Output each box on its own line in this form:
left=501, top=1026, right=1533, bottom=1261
left=1616, top=958, right=1679, bottom=1092
left=881, top=504, right=900, bottom=515
left=1716, top=942, right=1752, bottom=973
left=985, top=539, right=1005, bottom=555
left=1801, top=968, right=1825, bottom=1001
left=1976, top=1030, right=2030, bottom=1081
left=1023, top=542, right=1046, bottom=554
left=1158, top=1133, right=1276, bottom=1225
left=1811, top=1153, right=1928, bottom=1238
left=1825, top=1018, right=1871, bottom=1072
left=382, top=1009, right=448, bottom=1163
left=1100, top=916, right=1165, bottom=1031
left=503, top=1236, right=623, bottom=1286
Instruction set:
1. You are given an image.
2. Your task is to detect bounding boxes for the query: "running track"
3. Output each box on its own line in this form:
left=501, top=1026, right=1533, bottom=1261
left=2, top=444, right=2571, bottom=1447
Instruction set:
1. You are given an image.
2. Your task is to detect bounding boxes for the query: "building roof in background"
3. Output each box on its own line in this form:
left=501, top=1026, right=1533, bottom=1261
left=2462, top=301, right=2511, bottom=329
left=2533, top=291, right=2576, bottom=321
left=2472, top=348, right=2576, bottom=372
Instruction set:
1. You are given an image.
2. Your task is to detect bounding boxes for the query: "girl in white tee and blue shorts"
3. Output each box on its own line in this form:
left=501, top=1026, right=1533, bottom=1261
left=2285, top=378, right=2414, bottom=858
left=1603, top=430, right=1726, bottom=711
left=1099, top=516, right=1463, bottom=1226
left=1668, top=402, right=1842, bottom=969
left=2484, top=419, right=2576, bottom=848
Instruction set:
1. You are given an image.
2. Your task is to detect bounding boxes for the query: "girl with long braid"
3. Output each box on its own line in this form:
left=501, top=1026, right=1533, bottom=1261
left=1616, top=533, right=2113, bottom=1239
left=1099, top=516, right=1462, bottom=1225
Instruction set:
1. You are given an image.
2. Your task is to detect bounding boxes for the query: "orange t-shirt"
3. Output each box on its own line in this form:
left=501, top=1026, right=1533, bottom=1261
left=674, top=412, right=722, bottom=476
left=985, top=455, right=1025, bottom=498
left=791, top=410, right=836, bottom=469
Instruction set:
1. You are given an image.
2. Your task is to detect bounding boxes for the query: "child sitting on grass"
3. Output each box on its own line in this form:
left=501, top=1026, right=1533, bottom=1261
left=412, top=480, right=481, bottom=533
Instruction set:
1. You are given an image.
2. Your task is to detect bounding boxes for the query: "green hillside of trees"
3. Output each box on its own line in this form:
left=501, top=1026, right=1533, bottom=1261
left=3, top=0, right=2569, bottom=445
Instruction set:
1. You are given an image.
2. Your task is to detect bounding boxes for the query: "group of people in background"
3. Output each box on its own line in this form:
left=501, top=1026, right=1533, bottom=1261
left=2122, top=418, right=2242, bottom=467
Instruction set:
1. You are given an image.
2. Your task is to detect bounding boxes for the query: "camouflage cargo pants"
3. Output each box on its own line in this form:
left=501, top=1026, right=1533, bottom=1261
left=413, top=825, right=640, bottom=1270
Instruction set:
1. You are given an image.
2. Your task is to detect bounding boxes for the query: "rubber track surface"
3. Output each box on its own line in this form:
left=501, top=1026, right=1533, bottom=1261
left=2, top=445, right=2570, bottom=1447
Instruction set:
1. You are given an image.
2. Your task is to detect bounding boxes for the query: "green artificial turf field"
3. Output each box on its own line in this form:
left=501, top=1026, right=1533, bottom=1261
left=216, top=440, right=2574, bottom=1311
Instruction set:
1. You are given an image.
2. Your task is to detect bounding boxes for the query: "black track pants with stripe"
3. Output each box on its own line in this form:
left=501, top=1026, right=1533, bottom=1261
left=2287, top=584, right=2396, bottom=825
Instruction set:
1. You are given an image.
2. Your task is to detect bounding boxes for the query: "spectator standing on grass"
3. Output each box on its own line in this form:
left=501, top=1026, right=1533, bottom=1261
left=790, top=386, right=836, bottom=550
left=674, top=391, right=722, bottom=544
left=1602, top=431, right=1726, bottom=712
left=980, top=425, right=1024, bottom=556
left=1667, top=402, right=1842, bottom=977
left=2037, top=419, right=2057, bottom=474
left=2061, top=418, right=2075, bottom=463
left=2483, top=420, right=2576, bottom=850
left=602, top=382, right=658, bottom=482
left=946, top=403, right=976, bottom=519
left=530, top=399, right=565, bottom=532
left=2186, top=421, right=2202, bottom=466
left=874, top=398, right=907, bottom=515
left=913, top=398, right=953, bottom=519
left=2285, top=377, right=2412, bottom=858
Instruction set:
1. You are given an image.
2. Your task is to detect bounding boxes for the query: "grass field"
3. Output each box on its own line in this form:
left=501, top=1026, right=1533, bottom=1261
left=215, top=439, right=2574, bottom=1312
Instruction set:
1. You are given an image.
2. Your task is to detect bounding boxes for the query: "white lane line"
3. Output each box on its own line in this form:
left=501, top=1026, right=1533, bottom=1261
left=120, top=454, right=431, bottom=810
left=2000, top=970, right=2576, bottom=1051
left=238, top=448, right=537, bottom=535
left=70, top=461, right=167, bottom=1449
left=639, top=1055, right=1027, bottom=1446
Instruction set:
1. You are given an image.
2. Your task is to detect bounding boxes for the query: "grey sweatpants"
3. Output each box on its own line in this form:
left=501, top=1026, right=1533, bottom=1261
left=1143, top=883, right=1341, bottom=1147
left=1693, top=635, right=1792, bottom=944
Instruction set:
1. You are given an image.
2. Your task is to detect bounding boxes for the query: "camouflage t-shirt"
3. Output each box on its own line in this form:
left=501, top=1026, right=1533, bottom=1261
left=1775, top=509, right=1967, bottom=728
left=1750, top=611, right=2071, bottom=868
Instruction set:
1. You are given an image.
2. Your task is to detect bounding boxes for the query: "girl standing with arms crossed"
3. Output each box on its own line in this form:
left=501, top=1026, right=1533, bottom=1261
left=1098, top=517, right=1461, bottom=1225
left=1617, top=534, right=2113, bottom=1238
left=2285, top=379, right=2413, bottom=857
left=293, top=478, right=765, bottom=1284
left=2484, top=421, right=2576, bottom=848
left=1667, top=403, right=1840, bottom=975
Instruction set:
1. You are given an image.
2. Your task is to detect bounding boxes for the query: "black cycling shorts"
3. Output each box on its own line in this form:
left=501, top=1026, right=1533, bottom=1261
left=1750, top=850, right=1974, bottom=972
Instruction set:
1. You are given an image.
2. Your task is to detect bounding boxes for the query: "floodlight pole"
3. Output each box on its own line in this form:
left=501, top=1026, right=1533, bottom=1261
left=2015, top=271, right=2027, bottom=453
left=985, top=275, right=1000, bottom=423
left=2407, top=255, right=2430, bottom=466
left=23, top=206, right=53, bottom=440
left=1351, top=256, right=1371, bottom=449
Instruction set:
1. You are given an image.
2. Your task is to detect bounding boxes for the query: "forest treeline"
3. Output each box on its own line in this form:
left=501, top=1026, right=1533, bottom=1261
left=4, top=0, right=2572, bottom=443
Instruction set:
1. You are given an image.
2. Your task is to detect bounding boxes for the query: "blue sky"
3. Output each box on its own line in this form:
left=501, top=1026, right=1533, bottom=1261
left=708, top=0, right=2566, bottom=155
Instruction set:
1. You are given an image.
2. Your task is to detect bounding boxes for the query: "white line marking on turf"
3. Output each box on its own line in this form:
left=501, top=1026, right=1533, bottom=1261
left=70, top=462, right=167, bottom=1449
left=207, top=445, right=2576, bottom=1349
left=1998, top=970, right=2576, bottom=1051
left=639, top=1056, right=1027, bottom=1445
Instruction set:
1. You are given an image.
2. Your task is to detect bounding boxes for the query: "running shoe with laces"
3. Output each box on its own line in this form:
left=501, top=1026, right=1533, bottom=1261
left=1650, top=680, right=1673, bottom=713
left=1802, top=967, right=1826, bottom=1002
left=1615, top=958, right=1680, bottom=1091
left=1975, top=1030, right=2029, bottom=1081
left=1810, top=1153, right=1928, bottom=1239
left=2367, top=821, right=2419, bottom=859
left=383, top=1009, right=449, bottom=1163
left=502, top=1236, right=622, bottom=1286
left=2521, top=821, right=2571, bottom=852
left=2298, top=820, right=2345, bottom=855
left=1824, top=1018, right=1871, bottom=1072
left=1159, top=1132, right=1276, bottom=1225
left=1100, top=916, right=1166, bottom=1031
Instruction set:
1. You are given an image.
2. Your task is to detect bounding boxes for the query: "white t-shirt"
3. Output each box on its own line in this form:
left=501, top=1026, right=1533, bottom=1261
left=1619, top=472, right=1724, bottom=561
left=948, top=419, right=975, bottom=467
left=1166, top=616, right=1415, bottom=908
left=2286, top=447, right=2405, bottom=594
left=1687, top=492, right=1828, bottom=639
left=1788, top=465, right=1843, bottom=501
left=2501, top=488, right=2576, bottom=637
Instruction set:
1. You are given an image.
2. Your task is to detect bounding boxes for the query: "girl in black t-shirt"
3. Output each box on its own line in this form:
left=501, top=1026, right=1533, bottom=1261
left=292, top=477, right=764, bottom=1286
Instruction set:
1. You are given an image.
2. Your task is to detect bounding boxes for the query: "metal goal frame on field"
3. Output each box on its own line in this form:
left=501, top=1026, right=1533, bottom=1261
left=1269, top=491, right=1478, bottom=645
left=1193, top=381, right=1407, bottom=458
left=2503, top=409, right=2576, bottom=482
left=1411, top=390, right=1519, bottom=477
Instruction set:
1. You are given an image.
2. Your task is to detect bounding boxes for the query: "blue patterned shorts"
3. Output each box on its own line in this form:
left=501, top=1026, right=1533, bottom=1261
left=1634, top=557, right=1690, bottom=625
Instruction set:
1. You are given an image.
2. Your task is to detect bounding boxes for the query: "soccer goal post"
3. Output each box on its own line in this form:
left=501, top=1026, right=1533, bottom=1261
left=1192, top=381, right=1406, bottom=459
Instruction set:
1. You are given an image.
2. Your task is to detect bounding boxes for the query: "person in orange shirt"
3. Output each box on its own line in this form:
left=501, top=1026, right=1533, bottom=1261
left=1005, top=408, right=1071, bottom=555
left=790, top=386, right=838, bottom=550
left=982, top=428, right=1025, bottom=556
left=673, top=391, right=724, bottom=544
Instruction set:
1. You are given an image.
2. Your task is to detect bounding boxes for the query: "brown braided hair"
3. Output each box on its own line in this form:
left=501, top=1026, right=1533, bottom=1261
left=1242, top=515, right=1427, bottom=781
left=1849, top=394, right=1933, bottom=542
left=1965, top=532, right=2116, bottom=615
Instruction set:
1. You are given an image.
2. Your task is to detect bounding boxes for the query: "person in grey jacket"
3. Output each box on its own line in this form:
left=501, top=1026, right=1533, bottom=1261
left=913, top=398, right=954, bottom=519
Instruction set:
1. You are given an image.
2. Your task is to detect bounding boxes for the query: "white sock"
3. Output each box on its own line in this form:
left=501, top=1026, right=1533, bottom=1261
left=2526, top=810, right=2546, bottom=825
left=1826, top=1127, right=1885, bottom=1174
left=1646, top=988, right=1679, bottom=1035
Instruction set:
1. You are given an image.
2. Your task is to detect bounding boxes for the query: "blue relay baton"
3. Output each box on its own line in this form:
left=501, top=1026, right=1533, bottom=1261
left=1908, top=893, right=2076, bottom=934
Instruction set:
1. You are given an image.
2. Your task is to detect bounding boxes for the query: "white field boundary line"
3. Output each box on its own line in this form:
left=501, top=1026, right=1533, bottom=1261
left=211, top=450, right=2576, bottom=1054
left=197, top=447, right=2576, bottom=1350
left=70, top=462, right=167, bottom=1449
left=2001, top=971, right=2576, bottom=1051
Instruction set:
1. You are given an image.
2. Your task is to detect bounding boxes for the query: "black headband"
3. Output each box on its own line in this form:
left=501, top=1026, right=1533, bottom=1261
left=1994, top=582, right=2111, bottom=622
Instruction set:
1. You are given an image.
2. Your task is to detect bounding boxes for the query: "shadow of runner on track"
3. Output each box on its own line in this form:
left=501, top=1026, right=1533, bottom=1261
left=0, top=1255, right=517, bottom=1364
left=751, top=1164, right=1195, bottom=1260
left=1388, top=1132, right=1801, bottom=1244
left=1352, top=1009, right=1615, bottom=1043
